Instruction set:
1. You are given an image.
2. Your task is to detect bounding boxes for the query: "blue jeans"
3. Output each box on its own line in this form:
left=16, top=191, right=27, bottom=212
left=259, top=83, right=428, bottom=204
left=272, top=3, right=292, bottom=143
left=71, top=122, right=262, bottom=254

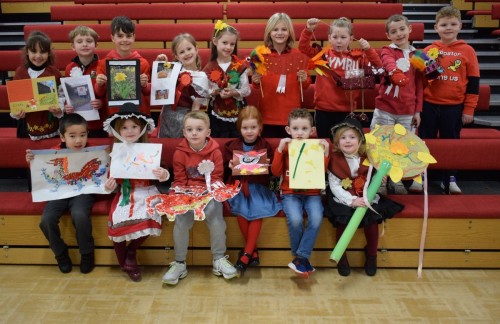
left=281, top=194, right=324, bottom=259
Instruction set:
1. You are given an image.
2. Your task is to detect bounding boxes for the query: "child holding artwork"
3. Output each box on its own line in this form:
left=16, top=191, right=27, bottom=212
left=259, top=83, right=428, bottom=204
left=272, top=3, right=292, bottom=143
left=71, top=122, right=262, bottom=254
left=103, top=102, right=170, bottom=282
left=251, top=13, right=311, bottom=138
left=94, top=16, right=151, bottom=116
left=419, top=6, right=480, bottom=194
left=162, top=111, right=237, bottom=285
left=298, top=17, right=383, bottom=138
left=224, top=106, right=281, bottom=274
left=271, top=108, right=329, bottom=278
left=371, top=14, right=424, bottom=195
left=25, top=114, right=95, bottom=274
left=203, top=21, right=250, bottom=138
left=326, top=118, right=403, bottom=276
left=64, top=26, right=108, bottom=138
left=11, top=31, right=63, bottom=140
left=156, top=33, right=210, bottom=138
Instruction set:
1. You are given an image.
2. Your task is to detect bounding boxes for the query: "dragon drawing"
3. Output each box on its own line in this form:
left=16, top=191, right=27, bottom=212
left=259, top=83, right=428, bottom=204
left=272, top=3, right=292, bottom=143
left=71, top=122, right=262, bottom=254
left=41, top=157, right=108, bottom=191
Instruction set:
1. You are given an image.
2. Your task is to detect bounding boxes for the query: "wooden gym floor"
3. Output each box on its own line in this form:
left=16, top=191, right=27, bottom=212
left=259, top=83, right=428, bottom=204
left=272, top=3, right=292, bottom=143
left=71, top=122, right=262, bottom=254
left=1, top=265, right=499, bottom=323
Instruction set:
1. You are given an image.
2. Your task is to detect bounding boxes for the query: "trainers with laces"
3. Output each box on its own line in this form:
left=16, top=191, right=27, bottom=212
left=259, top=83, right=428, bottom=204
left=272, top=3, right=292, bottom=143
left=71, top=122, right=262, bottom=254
left=389, top=180, right=407, bottom=195
left=212, top=255, right=238, bottom=279
left=408, top=180, right=423, bottom=193
left=304, top=259, right=316, bottom=274
left=162, top=261, right=188, bottom=285
left=288, top=257, right=309, bottom=278
left=441, top=176, right=462, bottom=194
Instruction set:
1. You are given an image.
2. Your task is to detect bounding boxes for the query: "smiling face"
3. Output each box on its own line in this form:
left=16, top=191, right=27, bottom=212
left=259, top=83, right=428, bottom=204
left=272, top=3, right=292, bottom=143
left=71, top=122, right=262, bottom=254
left=240, top=118, right=261, bottom=144
left=213, top=32, right=237, bottom=63
left=435, top=16, right=461, bottom=45
left=386, top=20, right=412, bottom=49
left=174, top=39, right=199, bottom=70
left=119, top=119, right=143, bottom=143
left=337, top=128, right=361, bottom=155
left=27, top=43, right=49, bottom=67
left=270, top=21, right=290, bottom=51
left=60, top=124, right=88, bottom=150
left=111, top=29, right=135, bottom=57
left=328, top=27, right=353, bottom=53
left=72, top=34, right=97, bottom=60
left=286, top=117, right=315, bottom=140
left=183, top=117, right=211, bottom=150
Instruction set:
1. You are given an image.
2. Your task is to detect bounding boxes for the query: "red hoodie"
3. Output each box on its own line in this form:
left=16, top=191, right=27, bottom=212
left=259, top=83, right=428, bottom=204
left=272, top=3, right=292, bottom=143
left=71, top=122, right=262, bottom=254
left=423, top=40, right=480, bottom=116
left=94, top=50, right=152, bottom=116
left=171, top=137, right=224, bottom=188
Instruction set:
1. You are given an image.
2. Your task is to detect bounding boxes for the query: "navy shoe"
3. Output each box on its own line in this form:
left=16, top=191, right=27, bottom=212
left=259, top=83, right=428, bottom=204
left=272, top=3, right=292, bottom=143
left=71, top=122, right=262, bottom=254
left=288, top=257, right=309, bottom=278
left=55, top=250, right=72, bottom=274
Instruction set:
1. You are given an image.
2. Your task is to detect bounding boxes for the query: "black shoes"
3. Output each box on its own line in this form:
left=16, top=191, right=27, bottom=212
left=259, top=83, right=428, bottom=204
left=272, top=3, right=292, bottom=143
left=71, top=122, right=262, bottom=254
left=55, top=250, right=72, bottom=273
left=337, top=255, right=351, bottom=277
left=364, top=247, right=377, bottom=276
left=235, top=250, right=251, bottom=274
left=80, top=252, right=95, bottom=274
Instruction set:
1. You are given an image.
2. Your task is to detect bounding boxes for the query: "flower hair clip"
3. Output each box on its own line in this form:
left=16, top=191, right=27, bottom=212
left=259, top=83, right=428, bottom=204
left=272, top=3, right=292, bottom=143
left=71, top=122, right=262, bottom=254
left=214, top=20, right=229, bottom=36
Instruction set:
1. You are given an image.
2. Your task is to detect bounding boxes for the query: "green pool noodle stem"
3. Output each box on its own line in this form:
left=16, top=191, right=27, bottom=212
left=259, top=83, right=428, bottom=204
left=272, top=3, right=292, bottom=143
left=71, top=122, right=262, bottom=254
left=330, top=160, right=392, bottom=262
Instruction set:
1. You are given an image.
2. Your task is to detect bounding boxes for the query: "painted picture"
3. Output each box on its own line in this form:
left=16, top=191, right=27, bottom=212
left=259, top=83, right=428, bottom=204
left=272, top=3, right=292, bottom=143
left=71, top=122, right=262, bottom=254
left=30, top=146, right=110, bottom=202
left=106, top=59, right=141, bottom=106
left=232, top=149, right=269, bottom=176
left=288, top=139, right=325, bottom=189
left=60, top=75, right=99, bottom=121
left=150, top=61, right=181, bottom=106
left=110, top=143, right=162, bottom=179
left=6, top=76, right=58, bottom=114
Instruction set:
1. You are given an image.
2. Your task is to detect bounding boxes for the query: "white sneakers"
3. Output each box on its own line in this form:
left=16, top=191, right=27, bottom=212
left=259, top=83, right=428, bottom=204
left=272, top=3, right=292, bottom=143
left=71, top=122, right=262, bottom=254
left=162, top=256, right=237, bottom=285
left=212, top=255, right=238, bottom=279
left=441, top=176, right=462, bottom=194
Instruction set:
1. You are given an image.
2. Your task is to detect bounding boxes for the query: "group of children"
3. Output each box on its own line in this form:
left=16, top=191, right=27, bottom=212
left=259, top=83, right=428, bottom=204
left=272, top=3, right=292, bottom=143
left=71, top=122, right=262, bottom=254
left=18, top=5, right=478, bottom=282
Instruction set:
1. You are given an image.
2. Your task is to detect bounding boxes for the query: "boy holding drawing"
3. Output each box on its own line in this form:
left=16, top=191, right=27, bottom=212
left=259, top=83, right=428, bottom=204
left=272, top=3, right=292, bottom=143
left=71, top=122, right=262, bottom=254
left=63, top=26, right=107, bottom=138
left=270, top=108, right=329, bottom=278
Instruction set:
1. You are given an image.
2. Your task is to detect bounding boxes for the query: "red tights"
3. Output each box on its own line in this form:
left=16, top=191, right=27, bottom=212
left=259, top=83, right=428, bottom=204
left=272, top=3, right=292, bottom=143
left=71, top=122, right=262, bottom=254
left=336, top=222, right=379, bottom=256
left=113, top=235, right=149, bottom=268
left=237, top=216, right=262, bottom=264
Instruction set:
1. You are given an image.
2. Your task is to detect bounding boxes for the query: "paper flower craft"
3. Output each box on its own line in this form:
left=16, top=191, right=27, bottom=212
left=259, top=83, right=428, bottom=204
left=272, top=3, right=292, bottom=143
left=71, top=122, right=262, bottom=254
left=145, top=181, right=241, bottom=221
left=364, top=124, right=437, bottom=183
left=198, top=160, right=215, bottom=191
left=247, top=45, right=271, bottom=76
left=410, top=49, right=443, bottom=82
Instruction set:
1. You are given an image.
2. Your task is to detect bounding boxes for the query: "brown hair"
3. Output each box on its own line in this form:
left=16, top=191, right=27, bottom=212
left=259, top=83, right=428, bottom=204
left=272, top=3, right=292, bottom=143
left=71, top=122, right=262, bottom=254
left=385, top=14, right=410, bottom=33
left=236, top=105, right=263, bottom=132
left=330, top=17, right=353, bottom=36
left=23, top=31, right=54, bottom=68
left=435, top=6, right=461, bottom=23
left=172, top=33, right=202, bottom=70
left=288, top=108, right=313, bottom=126
left=69, top=25, right=99, bottom=43
left=112, top=117, right=149, bottom=143
left=210, top=23, right=239, bottom=61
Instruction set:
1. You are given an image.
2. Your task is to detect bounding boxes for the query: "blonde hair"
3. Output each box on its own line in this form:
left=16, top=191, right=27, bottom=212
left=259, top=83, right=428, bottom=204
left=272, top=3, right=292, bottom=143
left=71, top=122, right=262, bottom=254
left=332, top=125, right=366, bottom=154
left=69, top=25, right=99, bottom=43
left=113, top=117, right=149, bottom=144
left=436, top=6, right=461, bottom=23
left=264, top=13, right=295, bottom=49
left=330, top=17, right=353, bottom=36
left=172, top=33, right=202, bottom=70
left=183, top=111, right=210, bottom=128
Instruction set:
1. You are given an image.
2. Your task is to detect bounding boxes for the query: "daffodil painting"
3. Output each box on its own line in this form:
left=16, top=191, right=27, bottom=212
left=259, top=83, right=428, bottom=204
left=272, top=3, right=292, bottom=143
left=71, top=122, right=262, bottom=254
left=288, top=139, right=325, bottom=189
left=106, top=59, right=141, bottom=106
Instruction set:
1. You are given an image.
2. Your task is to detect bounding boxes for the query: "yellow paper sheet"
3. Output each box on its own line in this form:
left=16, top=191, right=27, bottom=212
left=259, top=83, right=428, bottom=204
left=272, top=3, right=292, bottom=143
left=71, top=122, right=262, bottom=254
left=288, top=139, right=325, bottom=189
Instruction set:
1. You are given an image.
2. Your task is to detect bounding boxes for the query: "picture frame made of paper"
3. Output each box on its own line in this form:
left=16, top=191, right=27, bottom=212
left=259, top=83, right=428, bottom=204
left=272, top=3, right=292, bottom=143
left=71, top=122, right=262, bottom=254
left=232, top=149, right=269, bottom=176
left=288, top=139, right=325, bottom=189
left=110, top=143, right=162, bottom=179
left=6, top=76, right=58, bottom=114
left=150, top=61, right=181, bottom=106
left=60, top=75, right=99, bottom=121
left=106, top=59, right=141, bottom=107
left=30, top=145, right=110, bottom=202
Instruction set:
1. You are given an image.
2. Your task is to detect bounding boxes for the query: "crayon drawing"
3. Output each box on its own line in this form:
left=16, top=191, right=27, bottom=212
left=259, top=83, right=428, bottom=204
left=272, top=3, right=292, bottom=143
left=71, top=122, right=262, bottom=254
left=110, top=143, right=162, bottom=179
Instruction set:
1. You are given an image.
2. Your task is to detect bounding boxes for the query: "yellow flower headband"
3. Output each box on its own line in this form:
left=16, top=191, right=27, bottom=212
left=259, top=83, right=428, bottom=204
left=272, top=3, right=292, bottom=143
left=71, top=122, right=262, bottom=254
left=214, top=20, right=233, bottom=36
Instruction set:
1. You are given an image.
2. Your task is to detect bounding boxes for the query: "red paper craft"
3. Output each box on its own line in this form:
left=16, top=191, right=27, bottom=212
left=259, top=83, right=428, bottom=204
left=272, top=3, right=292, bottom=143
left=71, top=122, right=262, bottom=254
left=232, top=149, right=268, bottom=176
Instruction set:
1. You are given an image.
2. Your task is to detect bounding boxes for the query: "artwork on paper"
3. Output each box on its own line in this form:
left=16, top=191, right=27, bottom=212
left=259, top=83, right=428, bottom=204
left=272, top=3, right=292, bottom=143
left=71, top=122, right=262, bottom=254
left=106, top=59, right=141, bottom=106
left=30, top=145, right=110, bottom=202
left=232, top=149, right=268, bottom=176
left=150, top=61, right=181, bottom=106
left=110, top=143, right=162, bottom=179
left=145, top=181, right=241, bottom=221
left=288, top=139, right=325, bottom=189
left=60, top=75, right=99, bottom=121
left=6, top=76, right=58, bottom=114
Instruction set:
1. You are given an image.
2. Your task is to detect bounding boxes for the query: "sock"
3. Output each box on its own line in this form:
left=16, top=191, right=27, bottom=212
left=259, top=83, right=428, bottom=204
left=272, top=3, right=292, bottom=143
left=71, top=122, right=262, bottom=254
left=364, top=223, right=379, bottom=256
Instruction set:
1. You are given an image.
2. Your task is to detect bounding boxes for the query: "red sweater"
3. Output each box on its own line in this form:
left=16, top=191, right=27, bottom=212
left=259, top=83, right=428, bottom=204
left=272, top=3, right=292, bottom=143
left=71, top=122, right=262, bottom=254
left=171, top=137, right=224, bottom=188
left=94, top=50, right=151, bottom=116
left=65, top=55, right=108, bottom=131
left=423, top=40, right=480, bottom=116
left=299, top=28, right=382, bottom=112
left=252, top=47, right=311, bottom=126
left=271, top=145, right=329, bottom=195
left=375, top=45, right=423, bottom=115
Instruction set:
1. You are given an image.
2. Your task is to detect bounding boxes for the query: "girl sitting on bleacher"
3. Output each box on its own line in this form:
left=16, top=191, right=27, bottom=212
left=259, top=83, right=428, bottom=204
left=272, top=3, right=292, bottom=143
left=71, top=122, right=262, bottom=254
left=11, top=31, right=63, bottom=140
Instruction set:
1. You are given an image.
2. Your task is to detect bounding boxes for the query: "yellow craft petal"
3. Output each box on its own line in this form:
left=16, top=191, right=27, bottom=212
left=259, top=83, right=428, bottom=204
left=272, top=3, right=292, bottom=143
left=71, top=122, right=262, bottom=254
left=362, top=158, right=371, bottom=166
left=417, top=151, right=437, bottom=164
left=394, top=124, right=407, bottom=135
left=365, top=133, right=376, bottom=145
left=413, top=175, right=423, bottom=184
left=389, top=166, right=403, bottom=183
left=315, top=68, right=326, bottom=76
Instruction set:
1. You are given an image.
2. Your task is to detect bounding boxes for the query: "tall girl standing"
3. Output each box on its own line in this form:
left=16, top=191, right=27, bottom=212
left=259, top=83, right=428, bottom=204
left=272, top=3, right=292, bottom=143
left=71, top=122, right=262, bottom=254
left=252, top=13, right=311, bottom=138
left=11, top=31, right=63, bottom=139
left=157, top=33, right=210, bottom=138
left=299, top=17, right=383, bottom=138
left=104, top=102, right=170, bottom=281
left=203, top=21, right=250, bottom=138
left=224, top=106, right=281, bottom=274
